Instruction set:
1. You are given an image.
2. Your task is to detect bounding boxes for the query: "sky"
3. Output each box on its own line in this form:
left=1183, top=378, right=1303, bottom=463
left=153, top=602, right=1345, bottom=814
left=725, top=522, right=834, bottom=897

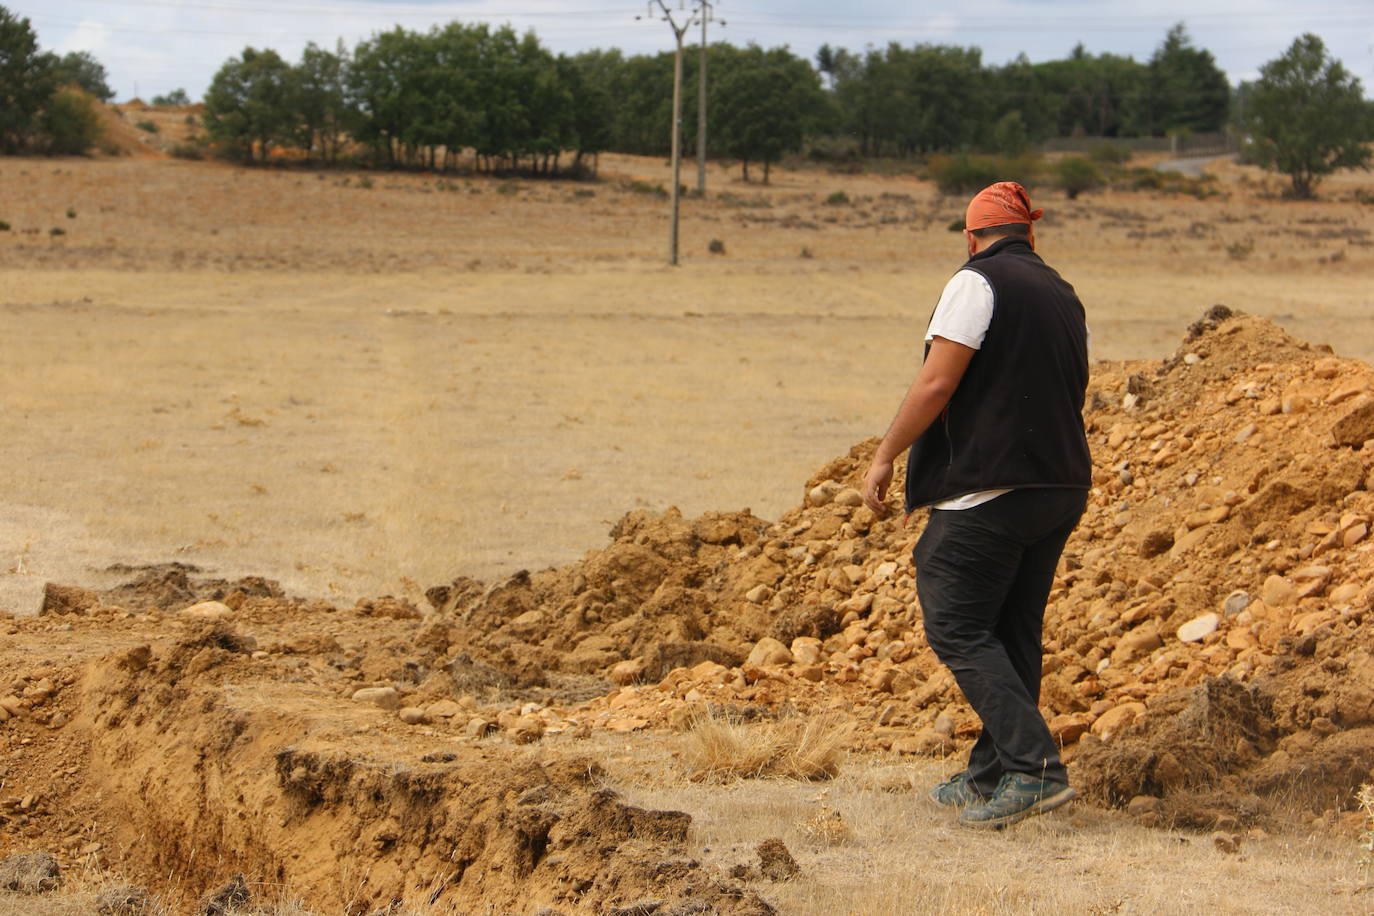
left=14, top=0, right=1374, bottom=103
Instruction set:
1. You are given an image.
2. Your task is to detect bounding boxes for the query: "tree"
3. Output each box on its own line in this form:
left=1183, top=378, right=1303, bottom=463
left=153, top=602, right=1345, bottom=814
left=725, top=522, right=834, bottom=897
left=0, top=7, right=57, bottom=153
left=288, top=43, right=349, bottom=162
left=203, top=47, right=294, bottom=162
left=53, top=50, right=113, bottom=101
left=1243, top=33, right=1373, bottom=198
left=1142, top=24, right=1229, bottom=135
left=152, top=88, right=191, bottom=106
left=40, top=86, right=103, bottom=154
left=713, top=45, right=824, bottom=182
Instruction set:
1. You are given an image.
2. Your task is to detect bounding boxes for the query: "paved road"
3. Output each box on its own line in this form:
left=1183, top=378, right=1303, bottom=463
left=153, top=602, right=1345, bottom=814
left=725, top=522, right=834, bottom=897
left=1156, top=153, right=1236, bottom=177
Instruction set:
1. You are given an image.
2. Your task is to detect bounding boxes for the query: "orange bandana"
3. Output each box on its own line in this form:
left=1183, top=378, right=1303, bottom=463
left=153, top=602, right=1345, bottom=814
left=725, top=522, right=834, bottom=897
left=965, top=181, right=1044, bottom=231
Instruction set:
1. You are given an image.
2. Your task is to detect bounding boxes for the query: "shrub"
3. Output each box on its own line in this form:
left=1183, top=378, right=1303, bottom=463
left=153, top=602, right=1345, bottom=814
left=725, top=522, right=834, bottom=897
left=49, top=227, right=65, bottom=236
left=0, top=220, right=10, bottom=231
left=66, top=207, right=76, bottom=219
left=1226, top=237, right=1255, bottom=260
left=135, top=120, right=159, bottom=133
left=169, top=140, right=205, bottom=160
left=572, top=188, right=595, bottom=198
left=1358, top=784, right=1373, bottom=881
left=1089, top=142, right=1132, bottom=165
left=40, top=89, right=104, bottom=155
left=1053, top=156, right=1103, bottom=200
left=626, top=180, right=665, bottom=198
left=356, top=175, right=374, bottom=190
left=824, top=190, right=850, bottom=206
left=684, top=710, right=852, bottom=782
left=496, top=180, right=520, bottom=195
left=928, top=153, right=1039, bottom=196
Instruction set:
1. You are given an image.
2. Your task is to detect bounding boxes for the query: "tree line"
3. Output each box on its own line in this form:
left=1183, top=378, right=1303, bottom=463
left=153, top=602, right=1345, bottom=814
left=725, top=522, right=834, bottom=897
left=2, top=2, right=1370, bottom=197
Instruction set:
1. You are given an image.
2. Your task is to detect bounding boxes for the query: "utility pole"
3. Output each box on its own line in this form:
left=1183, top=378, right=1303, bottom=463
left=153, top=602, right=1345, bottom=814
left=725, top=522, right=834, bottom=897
left=642, top=1, right=702, bottom=266
left=695, top=1, right=719, bottom=196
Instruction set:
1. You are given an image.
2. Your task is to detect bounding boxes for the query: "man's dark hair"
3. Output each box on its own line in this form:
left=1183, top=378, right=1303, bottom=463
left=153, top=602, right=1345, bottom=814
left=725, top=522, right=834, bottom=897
left=969, top=222, right=1030, bottom=239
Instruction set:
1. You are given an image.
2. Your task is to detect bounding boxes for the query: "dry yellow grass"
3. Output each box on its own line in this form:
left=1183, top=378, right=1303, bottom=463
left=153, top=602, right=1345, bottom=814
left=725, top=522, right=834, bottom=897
left=684, top=710, right=854, bottom=782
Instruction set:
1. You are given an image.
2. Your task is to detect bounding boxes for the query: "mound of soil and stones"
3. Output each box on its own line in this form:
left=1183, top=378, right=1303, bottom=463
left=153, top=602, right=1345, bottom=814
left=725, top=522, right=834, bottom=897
left=3, top=308, right=1373, bottom=911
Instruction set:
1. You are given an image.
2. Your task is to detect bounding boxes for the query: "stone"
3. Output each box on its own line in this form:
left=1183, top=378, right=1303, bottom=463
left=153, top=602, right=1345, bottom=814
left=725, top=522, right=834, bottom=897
left=1328, top=582, right=1361, bottom=604
left=1089, top=702, right=1146, bottom=740
left=1260, top=575, right=1296, bottom=608
left=1177, top=613, right=1220, bottom=643
left=1222, top=591, right=1251, bottom=617
left=1048, top=713, right=1092, bottom=745
left=0, top=851, right=61, bottom=893
left=1331, top=401, right=1374, bottom=447
left=0, top=576, right=47, bottom=617
left=932, top=711, right=956, bottom=738
left=744, top=584, right=771, bottom=604
left=509, top=716, right=545, bottom=744
left=892, top=728, right=950, bottom=756
left=756, top=838, right=800, bottom=881
left=427, top=699, right=463, bottom=718
left=398, top=707, right=428, bottom=725
left=352, top=687, right=400, bottom=710
left=180, top=600, right=233, bottom=621
left=1117, top=625, right=1163, bottom=657
left=832, top=487, right=864, bottom=508
left=789, top=637, right=822, bottom=666
left=746, top=637, right=792, bottom=668
left=608, top=658, right=645, bottom=686
left=1126, top=795, right=1162, bottom=818
left=465, top=716, right=495, bottom=738
left=807, top=481, right=842, bottom=507
left=1343, top=523, right=1368, bottom=547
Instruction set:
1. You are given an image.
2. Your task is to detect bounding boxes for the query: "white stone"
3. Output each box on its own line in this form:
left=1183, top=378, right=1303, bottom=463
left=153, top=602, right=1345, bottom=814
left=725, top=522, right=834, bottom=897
left=1177, top=613, right=1220, bottom=643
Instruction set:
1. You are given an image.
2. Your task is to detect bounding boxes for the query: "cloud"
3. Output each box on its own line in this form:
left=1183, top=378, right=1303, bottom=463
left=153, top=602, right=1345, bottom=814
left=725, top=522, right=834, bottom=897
left=57, top=17, right=108, bottom=54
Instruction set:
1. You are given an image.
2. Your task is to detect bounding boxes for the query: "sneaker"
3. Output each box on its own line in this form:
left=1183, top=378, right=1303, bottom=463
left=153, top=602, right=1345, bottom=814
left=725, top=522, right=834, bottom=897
left=929, top=771, right=987, bottom=807
left=957, top=772, right=1075, bottom=829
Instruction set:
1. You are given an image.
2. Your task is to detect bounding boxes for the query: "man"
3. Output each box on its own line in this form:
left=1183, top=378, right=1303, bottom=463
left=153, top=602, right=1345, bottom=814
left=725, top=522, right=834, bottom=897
left=862, top=181, right=1091, bottom=829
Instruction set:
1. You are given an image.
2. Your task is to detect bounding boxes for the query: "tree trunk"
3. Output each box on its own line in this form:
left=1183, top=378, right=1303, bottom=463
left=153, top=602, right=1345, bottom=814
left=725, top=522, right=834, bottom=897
left=763, top=160, right=771, bottom=184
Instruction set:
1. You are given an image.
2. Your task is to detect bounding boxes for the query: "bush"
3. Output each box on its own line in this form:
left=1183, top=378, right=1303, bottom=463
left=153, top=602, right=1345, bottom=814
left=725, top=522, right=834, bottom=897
left=169, top=140, right=205, bottom=160
left=1089, top=142, right=1132, bottom=165
left=927, top=153, right=1040, bottom=196
left=824, top=190, right=850, bottom=206
left=40, top=89, right=104, bottom=155
left=625, top=180, right=665, bottom=198
left=1053, top=156, right=1103, bottom=200
left=134, top=120, right=159, bottom=133
left=0, top=220, right=10, bottom=231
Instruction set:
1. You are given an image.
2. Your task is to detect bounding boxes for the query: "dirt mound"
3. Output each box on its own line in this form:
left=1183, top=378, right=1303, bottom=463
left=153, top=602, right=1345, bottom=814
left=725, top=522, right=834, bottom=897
left=61, top=625, right=775, bottom=915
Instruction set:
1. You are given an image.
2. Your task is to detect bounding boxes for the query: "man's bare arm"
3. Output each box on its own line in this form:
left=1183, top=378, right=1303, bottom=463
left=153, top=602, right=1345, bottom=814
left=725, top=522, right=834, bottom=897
left=862, top=336, right=977, bottom=517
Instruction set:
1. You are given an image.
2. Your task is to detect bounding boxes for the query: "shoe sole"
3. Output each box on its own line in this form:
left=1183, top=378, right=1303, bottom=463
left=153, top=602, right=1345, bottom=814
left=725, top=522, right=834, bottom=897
left=958, top=785, right=1077, bottom=830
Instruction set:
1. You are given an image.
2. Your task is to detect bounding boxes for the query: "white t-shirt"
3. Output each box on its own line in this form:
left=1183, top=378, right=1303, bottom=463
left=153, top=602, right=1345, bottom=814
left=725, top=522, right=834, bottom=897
left=924, top=269, right=1009, bottom=511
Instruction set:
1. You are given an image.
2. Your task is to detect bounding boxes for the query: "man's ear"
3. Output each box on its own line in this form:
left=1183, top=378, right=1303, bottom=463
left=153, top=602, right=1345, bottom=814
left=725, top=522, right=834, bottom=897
left=964, top=229, right=976, bottom=257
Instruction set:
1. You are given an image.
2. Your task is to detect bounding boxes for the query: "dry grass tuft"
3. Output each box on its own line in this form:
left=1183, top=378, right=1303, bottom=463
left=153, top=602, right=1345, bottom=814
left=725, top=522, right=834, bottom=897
left=684, top=710, right=853, bottom=782
left=1359, top=783, right=1374, bottom=883
left=800, top=803, right=853, bottom=846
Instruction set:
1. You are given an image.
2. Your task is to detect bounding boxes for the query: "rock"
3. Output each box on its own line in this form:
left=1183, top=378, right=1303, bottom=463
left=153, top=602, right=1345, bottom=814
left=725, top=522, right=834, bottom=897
left=933, top=711, right=956, bottom=738
left=1117, top=625, right=1163, bottom=658
left=427, top=699, right=463, bottom=719
left=0, top=576, right=47, bottom=617
left=807, top=481, right=842, bottom=507
left=1089, top=702, right=1146, bottom=740
left=745, top=637, right=792, bottom=668
left=509, top=716, right=545, bottom=744
left=1048, top=713, right=1092, bottom=745
left=1126, top=795, right=1163, bottom=819
left=833, top=487, right=864, bottom=508
left=352, top=687, right=400, bottom=710
left=789, top=637, right=822, bottom=666
left=756, top=837, right=800, bottom=881
left=199, top=874, right=250, bottom=916
left=744, top=584, right=771, bottom=604
left=0, top=851, right=61, bottom=893
left=1331, top=401, right=1374, bottom=447
left=465, top=716, right=495, bottom=738
left=96, top=885, right=151, bottom=915
left=180, top=600, right=233, bottom=621
left=1329, top=582, right=1361, bottom=604
left=608, top=658, right=646, bottom=686
left=398, top=707, right=428, bottom=725
left=1222, top=591, right=1251, bottom=616
left=1177, top=613, right=1220, bottom=643
left=1260, top=575, right=1296, bottom=608
left=892, top=728, right=951, bottom=756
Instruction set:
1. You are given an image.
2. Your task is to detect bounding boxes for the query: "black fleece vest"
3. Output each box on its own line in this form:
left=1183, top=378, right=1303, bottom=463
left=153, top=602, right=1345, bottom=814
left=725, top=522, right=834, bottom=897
left=904, top=237, right=1091, bottom=512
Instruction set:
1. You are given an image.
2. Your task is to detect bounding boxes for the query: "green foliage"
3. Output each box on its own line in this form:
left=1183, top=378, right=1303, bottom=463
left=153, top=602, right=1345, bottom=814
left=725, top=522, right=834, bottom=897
left=66, top=207, right=75, bottom=218
left=152, top=88, right=191, bottom=106
left=40, top=87, right=103, bottom=154
left=135, top=119, right=158, bottom=133
left=52, top=50, right=113, bottom=101
left=1052, top=156, right=1102, bottom=199
left=1225, top=237, right=1254, bottom=260
left=1242, top=33, right=1373, bottom=199
left=0, top=219, right=10, bottom=231
left=927, top=154, right=1039, bottom=196
left=170, top=140, right=205, bottom=160
left=48, top=226, right=64, bottom=236
left=1140, top=24, right=1230, bottom=135
left=0, top=8, right=57, bottom=153
left=825, top=190, right=850, bottom=206
left=988, top=110, right=1031, bottom=156
left=1090, top=142, right=1131, bottom=164
left=712, top=44, right=827, bottom=182
left=625, top=180, right=666, bottom=198
left=204, top=46, right=294, bottom=163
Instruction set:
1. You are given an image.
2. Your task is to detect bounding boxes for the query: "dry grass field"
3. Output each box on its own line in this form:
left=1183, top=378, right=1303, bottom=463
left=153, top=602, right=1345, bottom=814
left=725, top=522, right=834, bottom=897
left=3, top=151, right=1372, bottom=602
left=3, top=146, right=1374, bottom=916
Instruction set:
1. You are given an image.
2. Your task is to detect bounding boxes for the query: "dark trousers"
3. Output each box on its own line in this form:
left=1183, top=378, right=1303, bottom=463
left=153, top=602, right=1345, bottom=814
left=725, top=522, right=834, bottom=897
left=914, top=487, right=1087, bottom=794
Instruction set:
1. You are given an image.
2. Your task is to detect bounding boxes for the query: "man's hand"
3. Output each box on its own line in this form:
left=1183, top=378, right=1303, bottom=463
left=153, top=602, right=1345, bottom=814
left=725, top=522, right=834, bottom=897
left=863, top=459, right=894, bottom=517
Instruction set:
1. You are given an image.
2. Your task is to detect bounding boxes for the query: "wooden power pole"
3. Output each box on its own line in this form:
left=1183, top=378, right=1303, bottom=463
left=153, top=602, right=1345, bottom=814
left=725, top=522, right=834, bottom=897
left=644, top=1, right=702, bottom=266
left=696, top=2, right=715, bottom=196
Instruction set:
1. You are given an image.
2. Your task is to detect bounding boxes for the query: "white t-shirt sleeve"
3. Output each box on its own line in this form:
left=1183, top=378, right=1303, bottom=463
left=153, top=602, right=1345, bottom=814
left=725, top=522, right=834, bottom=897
left=925, top=269, right=994, bottom=350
